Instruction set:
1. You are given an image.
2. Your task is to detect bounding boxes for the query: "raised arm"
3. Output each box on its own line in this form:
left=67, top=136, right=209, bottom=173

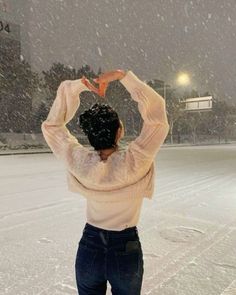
left=41, top=79, right=91, bottom=164
left=119, top=70, right=170, bottom=170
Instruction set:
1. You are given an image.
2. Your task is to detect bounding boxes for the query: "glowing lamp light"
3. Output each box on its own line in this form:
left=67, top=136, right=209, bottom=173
left=176, top=72, right=190, bottom=86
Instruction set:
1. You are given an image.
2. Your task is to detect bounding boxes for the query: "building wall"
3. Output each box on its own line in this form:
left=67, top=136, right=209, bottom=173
left=0, top=0, right=31, bottom=64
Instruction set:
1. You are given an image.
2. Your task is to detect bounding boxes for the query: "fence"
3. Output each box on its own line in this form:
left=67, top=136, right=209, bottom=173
left=167, top=133, right=236, bottom=145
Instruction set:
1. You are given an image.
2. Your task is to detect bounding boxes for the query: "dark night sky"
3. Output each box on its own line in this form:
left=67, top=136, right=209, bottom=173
left=16, top=0, right=236, bottom=104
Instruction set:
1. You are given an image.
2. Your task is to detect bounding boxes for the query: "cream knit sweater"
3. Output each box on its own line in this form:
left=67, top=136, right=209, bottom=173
left=41, top=70, right=169, bottom=230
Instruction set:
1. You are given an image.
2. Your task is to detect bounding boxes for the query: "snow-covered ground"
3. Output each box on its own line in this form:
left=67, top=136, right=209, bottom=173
left=0, top=144, right=236, bottom=295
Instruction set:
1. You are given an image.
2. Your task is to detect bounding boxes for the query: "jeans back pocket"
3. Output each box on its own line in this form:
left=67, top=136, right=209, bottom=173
left=114, top=240, right=143, bottom=281
left=75, top=241, right=98, bottom=280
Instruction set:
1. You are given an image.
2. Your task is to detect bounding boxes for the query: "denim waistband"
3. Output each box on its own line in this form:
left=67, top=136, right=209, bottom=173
left=84, top=222, right=138, bottom=236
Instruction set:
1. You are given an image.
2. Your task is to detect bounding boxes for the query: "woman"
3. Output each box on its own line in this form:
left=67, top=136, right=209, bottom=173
left=41, top=69, right=169, bottom=294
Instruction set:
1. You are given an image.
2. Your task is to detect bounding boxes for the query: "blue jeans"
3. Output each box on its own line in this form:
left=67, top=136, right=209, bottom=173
left=75, top=222, right=144, bottom=295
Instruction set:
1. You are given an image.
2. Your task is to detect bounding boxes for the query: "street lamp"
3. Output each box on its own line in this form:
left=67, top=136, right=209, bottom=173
left=164, top=82, right=166, bottom=100
left=176, top=72, right=190, bottom=86
left=160, top=73, right=191, bottom=99
left=148, top=73, right=190, bottom=100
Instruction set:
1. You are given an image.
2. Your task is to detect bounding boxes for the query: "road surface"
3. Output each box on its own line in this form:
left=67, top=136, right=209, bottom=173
left=0, top=145, right=236, bottom=294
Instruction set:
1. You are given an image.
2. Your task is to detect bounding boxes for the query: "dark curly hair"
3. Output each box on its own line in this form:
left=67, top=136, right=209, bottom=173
left=78, top=103, right=121, bottom=150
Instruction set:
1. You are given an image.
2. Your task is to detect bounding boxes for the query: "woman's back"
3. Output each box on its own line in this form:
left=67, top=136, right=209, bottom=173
left=41, top=70, right=169, bottom=230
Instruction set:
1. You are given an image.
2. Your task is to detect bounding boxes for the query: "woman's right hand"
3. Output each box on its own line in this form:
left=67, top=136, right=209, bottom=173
left=93, top=70, right=126, bottom=84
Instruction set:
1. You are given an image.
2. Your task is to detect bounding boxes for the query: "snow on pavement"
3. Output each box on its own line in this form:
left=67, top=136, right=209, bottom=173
left=0, top=144, right=236, bottom=294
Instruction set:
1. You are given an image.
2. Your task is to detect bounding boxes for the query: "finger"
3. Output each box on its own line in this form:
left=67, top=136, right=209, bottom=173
left=88, top=81, right=101, bottom=95
left=95, top=73, right=108, bottom=84
left=99, top=82, right=108, bottom=97
left=81, top=77, right=87, bottom=86
left=103, top=82, right=109, bottom=92
left=87, top=83, right=99, bottom=93
left=93, top=78, right=99, bottom=83
left=82, top=78, right=92, bottom=89
left=82, top=78, right=97, bottom=93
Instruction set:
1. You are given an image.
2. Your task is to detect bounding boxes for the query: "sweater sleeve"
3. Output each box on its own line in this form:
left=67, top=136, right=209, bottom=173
left=120, top=70, right=170, bottom=170
left=41, top=79, right=91, bottom=164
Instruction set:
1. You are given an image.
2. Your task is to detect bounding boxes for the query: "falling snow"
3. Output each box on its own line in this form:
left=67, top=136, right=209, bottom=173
left=97, top=47, right=102, bottom=56
left=1, top=0, right=236, bottom=294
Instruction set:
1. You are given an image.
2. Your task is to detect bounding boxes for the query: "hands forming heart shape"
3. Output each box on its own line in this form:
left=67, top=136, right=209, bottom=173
left=81, top=69, right=126, bottom=98
left=81, top=76, right=108, bottom=98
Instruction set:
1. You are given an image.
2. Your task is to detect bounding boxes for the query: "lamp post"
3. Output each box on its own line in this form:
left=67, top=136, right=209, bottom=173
left=164, top=82, right=166, bottom=100
left=175, top=72, right=191, bottom=106
left=155, top=73, right=191, bottom=100
left=155, top=83, right=170, bottom=100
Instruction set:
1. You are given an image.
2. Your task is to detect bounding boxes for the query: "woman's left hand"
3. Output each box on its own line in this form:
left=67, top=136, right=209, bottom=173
left=81, top=76, right=99, bottom=94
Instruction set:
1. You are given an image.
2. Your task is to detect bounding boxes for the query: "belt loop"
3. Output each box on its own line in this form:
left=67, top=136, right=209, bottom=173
left=99, top=231, right=108, bottom=245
